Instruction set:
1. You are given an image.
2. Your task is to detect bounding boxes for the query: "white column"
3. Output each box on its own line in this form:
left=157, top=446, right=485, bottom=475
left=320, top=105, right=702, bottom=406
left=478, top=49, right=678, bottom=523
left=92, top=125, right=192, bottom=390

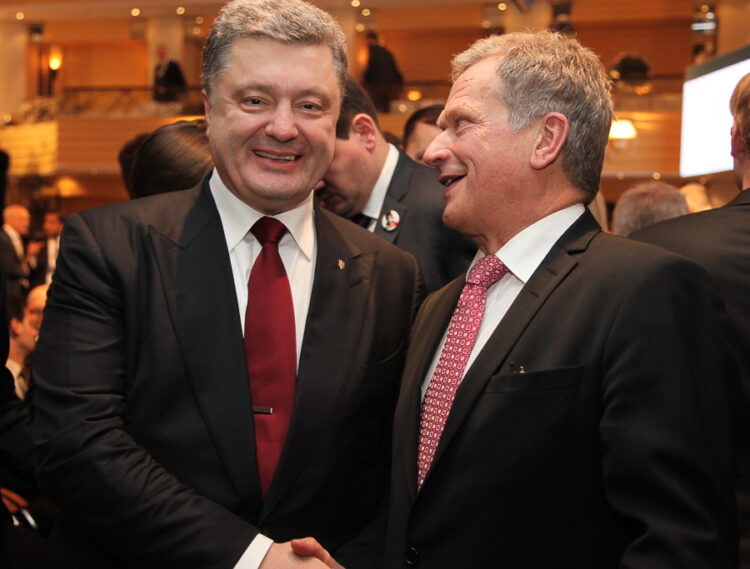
left=0, top=22, right=28, bottom=117
left=328, top=8, right=359, bottom=78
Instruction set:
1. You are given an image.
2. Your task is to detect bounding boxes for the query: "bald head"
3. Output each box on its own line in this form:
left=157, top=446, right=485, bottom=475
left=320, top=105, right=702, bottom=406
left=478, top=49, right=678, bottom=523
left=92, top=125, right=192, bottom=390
left=3, top=204, right=31, bottom=236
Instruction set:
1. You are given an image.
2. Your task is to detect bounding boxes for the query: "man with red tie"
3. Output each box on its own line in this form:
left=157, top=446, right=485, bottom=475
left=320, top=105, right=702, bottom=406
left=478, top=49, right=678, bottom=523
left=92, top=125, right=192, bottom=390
left=381, top=31, right=740, bottom=568
left=31, top=0, right=422, bottom=567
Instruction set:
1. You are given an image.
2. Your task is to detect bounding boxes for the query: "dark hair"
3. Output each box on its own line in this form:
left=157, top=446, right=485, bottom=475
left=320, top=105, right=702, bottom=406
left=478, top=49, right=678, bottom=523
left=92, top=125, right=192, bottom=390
left=402, top=104, right=443, bottom=149
left=6, top=294, right=24, bottom=328
left=127, top=120, right=213, bottom=199
left=335, top=76, right=380, bottom=139
left=118, top=133, right=149, bottom=189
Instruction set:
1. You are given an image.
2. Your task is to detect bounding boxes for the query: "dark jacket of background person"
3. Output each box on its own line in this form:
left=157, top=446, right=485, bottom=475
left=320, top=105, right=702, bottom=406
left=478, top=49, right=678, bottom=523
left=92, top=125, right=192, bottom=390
left=153, top=59, right=187, bottom=103
left=633, top=188, right=750, bottom=564
left=0, top=150, right=8, bottom=210
left=362, top=32, right=403, bottom=113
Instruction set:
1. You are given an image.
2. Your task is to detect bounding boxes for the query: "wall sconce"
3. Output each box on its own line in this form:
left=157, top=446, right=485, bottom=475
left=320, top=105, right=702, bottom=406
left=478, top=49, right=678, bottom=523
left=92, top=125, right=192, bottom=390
left=609, top=119, right=637, bottom=141
left=607, top=118, right=638, bottom=162
left=48, top=46, right=63, bottom=72
left=406, top=90, right=422, bottom=102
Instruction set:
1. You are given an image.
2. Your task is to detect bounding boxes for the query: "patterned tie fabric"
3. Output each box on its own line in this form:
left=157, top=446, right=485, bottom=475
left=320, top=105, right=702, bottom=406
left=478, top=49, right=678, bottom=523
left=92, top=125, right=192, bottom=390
left=417, top=255, right=509, bottom=489
left=244, top=217, right=296, bottom=498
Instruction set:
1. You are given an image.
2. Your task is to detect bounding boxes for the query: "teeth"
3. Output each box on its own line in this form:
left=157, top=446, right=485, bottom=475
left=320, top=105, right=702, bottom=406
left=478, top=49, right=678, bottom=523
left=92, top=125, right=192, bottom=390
left=443, top=176, right=463, bottom=186
left=255, top=151, right=298, bottom=161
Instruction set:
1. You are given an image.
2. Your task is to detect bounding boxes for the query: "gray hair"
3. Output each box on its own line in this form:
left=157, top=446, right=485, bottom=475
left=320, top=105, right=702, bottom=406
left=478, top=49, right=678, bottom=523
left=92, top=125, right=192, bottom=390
left=202, top=0, right=348, bottom=101
left=451, top=31, right=613, bottom=203
left=612, top=181, right=689, bottom=236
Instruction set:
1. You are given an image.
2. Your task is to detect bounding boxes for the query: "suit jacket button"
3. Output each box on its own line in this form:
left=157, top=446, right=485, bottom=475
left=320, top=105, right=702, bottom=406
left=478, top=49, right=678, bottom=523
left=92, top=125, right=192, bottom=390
left=405, top=546, right=419, bottom=566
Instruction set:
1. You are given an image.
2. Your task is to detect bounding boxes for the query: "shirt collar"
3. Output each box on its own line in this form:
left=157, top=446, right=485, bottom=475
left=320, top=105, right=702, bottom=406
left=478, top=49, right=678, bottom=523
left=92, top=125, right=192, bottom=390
left=471, top=203, right=585, bottom=285
left=3, top=224, right=21, bottom=242
left=361, top=143, right=400, bottom=220
left=209, top=169, right=315, bottom=261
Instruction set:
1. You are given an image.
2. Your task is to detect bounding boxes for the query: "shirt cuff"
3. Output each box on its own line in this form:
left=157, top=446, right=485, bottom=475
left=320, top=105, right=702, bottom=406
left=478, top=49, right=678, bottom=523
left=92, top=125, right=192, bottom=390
left=234, top=533, right=274, bottom=569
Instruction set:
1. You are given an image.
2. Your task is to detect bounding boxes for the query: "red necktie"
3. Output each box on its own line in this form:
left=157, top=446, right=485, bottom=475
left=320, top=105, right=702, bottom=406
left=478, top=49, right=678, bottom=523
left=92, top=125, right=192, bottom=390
left=417, top=255, right=508, bottom=489
left=245, top=217, right=296, bottom=498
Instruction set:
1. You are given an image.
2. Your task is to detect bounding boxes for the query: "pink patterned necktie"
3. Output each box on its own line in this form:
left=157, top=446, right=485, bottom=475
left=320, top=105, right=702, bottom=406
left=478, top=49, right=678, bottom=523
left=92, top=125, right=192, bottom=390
left=417, top=255, right=509, bottom=489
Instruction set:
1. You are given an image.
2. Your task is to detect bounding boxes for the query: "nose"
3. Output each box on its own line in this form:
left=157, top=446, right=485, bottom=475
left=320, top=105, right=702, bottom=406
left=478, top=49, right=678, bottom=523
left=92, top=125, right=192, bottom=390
left=423, top=130, right=450, bottom=167
left=265, top=103, right=299, bottom=142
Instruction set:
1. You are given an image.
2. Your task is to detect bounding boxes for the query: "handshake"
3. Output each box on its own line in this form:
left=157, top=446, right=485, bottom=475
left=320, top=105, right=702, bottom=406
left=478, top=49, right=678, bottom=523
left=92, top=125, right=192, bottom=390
left=261, top=538, right=343, bottom=569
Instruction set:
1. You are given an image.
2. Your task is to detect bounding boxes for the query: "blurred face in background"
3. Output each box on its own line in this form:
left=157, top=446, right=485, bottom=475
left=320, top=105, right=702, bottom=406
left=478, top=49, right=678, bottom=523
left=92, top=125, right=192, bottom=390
left=405, top=121, right=443, bottom=164
left=43, top=212, right=64, bottom=238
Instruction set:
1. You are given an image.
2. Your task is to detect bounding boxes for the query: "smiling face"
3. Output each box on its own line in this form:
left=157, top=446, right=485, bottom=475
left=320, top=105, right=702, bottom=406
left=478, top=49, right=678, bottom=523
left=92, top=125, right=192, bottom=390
left=203, top=37, right=341, bottom=214
left=424, top=56, right=538, bottom=252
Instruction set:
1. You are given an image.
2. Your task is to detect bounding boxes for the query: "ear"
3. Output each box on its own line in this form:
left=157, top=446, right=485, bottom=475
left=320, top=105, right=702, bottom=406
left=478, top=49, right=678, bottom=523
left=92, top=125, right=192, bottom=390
left=529, top=112, right=569, bottom=171
left=731, top=122, right=746, bottom=159
left=349, top=113, right=379, bottom=153
left=9, top=317, right=22, bottom=338
left=202, top=90, right=212, bottom=134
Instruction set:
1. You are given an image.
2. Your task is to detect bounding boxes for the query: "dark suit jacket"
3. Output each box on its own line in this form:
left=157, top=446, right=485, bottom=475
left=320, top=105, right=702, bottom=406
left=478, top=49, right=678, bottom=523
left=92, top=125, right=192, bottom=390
left=385, top=211, right=740, bottom=568
left=373, top=151, right=475, bottom=293
left=633, top=188, right=750, bottom=566
left=153, top=60, right=187, bottom=102
left=0, top=228, right=26, bottom=308
left=32, top=179, right=423, bottom=568
left=29, top=238, right=56, bottom=289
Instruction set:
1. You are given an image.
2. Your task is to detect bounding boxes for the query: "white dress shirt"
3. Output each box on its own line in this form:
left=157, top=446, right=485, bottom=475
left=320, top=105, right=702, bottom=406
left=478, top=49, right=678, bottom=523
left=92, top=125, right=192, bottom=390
left=3, top=224, right=24, bottom=259
left=359, top=143, right=400, bottom=231
left=209, top=170, right=317, bottom=568
left=5, top=358, right=25, bottom=399
left=421, top=204, right=585, bottom=400
left=45, top=236, right=59, bottom=284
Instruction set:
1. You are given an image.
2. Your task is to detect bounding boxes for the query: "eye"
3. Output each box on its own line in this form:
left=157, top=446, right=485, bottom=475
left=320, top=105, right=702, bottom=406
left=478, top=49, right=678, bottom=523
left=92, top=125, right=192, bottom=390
left=299, top=100, right=324, bottom=113
left=454, top=117, right=469, bottom=130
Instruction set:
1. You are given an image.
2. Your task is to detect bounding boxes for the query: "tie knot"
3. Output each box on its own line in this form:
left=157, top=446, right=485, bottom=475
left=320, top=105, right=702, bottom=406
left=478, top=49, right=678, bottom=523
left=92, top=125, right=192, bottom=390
left=251, top=217, right=287, bottom=246
left=466, top=255, right=508, bottom=288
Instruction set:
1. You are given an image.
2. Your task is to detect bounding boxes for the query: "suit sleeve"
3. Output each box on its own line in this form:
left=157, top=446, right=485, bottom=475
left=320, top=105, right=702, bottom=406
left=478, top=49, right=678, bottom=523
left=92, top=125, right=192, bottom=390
left=600, top=254, right=740, bottom=567
left=32, top=214, right=257, bottom=567
left=335, top=252, right=425, bottom=569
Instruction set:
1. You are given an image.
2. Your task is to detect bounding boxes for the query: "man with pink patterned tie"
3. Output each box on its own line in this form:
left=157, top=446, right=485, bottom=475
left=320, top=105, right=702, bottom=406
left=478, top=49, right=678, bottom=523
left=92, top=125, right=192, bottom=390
left=382, top=31, right=740, bottom=568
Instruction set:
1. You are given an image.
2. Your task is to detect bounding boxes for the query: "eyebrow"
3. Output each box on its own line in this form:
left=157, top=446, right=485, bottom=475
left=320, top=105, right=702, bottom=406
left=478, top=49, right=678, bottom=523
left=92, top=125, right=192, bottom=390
left=233, top=83, right=335, bottom=107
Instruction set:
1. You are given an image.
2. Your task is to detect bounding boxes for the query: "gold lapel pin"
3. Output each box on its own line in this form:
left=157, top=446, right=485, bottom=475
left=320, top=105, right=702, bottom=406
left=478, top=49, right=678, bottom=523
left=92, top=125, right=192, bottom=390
left=337, top=259, right=345, bottom=270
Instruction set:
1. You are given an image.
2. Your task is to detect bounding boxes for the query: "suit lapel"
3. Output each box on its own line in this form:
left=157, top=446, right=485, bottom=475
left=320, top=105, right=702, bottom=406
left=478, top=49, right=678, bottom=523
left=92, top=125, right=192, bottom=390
left=395, top=278, right=464, bottom=504
left=150, top=181, right=260, bottom=506
left=373, top=152, right=412, bottom=244
left=260, top=206, right=378, bottom=515
left=726, top=188, right=750, bottom=207
left=421, top=211, right=601, bottom=490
